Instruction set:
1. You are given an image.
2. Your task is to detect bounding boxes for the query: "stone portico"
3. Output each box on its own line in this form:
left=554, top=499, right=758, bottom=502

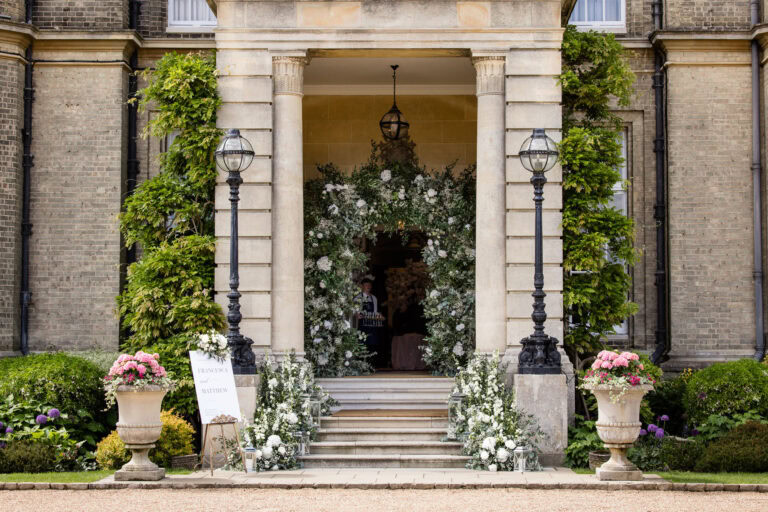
left=212, top=0, right=571, bottom=461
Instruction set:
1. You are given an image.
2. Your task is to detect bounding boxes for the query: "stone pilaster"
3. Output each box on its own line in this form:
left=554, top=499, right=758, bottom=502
left=472, top=55, right=507, bottom=355
left=271, top=54, right=307, bottom=358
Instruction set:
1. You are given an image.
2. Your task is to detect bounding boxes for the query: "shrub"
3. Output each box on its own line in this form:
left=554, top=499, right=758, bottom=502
left=0, top=441, right=58, bottom=473
left=660, top=438, right=705, bottom=471
left=646, top=374, right=689, bottom=435
left=0, top=353, right=111, bottom=447
left=565, top=415, right=602, bottom=468
left=95, top=411, right=195, bottom=469
left=694, top=421, right=768, bottom=472
left=683, top=359, right=768, bottom=424
left=71, top=350, right=122, bottom=374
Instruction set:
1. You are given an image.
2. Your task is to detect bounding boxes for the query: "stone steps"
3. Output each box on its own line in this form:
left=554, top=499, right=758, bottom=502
left=298, top=454, right=470, bottom=469
left=317, top=427, right=447, bottom=442
left=317, top=377, right=454, bottom=410
left=320, top=416, right=448, bottom=429
left=310, top=440, right=463, bottom=455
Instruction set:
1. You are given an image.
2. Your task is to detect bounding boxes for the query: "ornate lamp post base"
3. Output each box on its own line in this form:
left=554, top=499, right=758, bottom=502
left=518, top=333, right=562, bottom=375
left=229, top=333, right=256, bottom=375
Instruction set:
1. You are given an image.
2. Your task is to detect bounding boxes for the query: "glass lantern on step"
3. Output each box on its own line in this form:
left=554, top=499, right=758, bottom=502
left=244, top=444, right=256, bottom=473
left=292, top=430, right=310, bottom=456
left=309, top=390, right=323, bottom=429
left=513, top=445, right=533, bottom=472
left=447, top=392, right=466, bottom=441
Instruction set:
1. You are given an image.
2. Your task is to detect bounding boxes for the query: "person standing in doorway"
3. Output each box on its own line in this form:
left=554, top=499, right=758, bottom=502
left=355, top=277, right=383, bottom=366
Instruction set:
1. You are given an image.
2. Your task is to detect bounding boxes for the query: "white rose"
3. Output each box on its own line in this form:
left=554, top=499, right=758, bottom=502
left=452, top=343, right=464, bottom=357
left=254, top=450, right=263, bottom=459
left=427, top=239, right=433, bottom=246
left=429, top=290, right=439, bottom=299
left=448, top=217, right=455, bottom=225
left=343, top=320, right=351, bottom=329
left=328, top=204, right=339, bottom=215
left=313, top=337, right=322, bottom=344
left=344, top=361, right=350, bottom=366
left=438, top=250, right=447, bottom=258
left=319, top=281, right=326, bottom=289
left=427, top=188, right=437, bottom=197
left=266, top=434, right=282, bottom=447
left=316, top=256, right=332, bottom=272
left=268, top=378, right=278, bottom=388
left=278, top=446, right=286, bottom=455
left=456, top=323, right=465, bottom=332
left=398, top=189, right=406, bottom=200
left=480, top=450, right=489, bottom=461
left=324, top=184, right=334, bottom=192
left=415, top=175, right=424, bottom=183
left=488, top=464, right=497, bottom=472
left=318, top=354, right=328, bottom=366
left=482, top=437, right=497, bottom=451
left=496, top=448, right=510, bottom=463
left=317, top=232, right=323, bottom=239
left=324, top=320, right=333, bottom=329
left=345, top=351, right=352, bottom=359
left=381, top=169, right=392, bottom=182
left=356, top=199, right=366, bottom=208
left=505, top=440, right=517, bottom=450
left=271, top=465, right=278, bottom=471
left=287, top=412, right=298, bottom=425
left=262, top=446, right=273, bottom=458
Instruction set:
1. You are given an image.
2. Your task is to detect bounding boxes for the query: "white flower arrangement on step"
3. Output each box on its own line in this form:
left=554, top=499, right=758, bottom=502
left=453, top=352, right=544, bottom=471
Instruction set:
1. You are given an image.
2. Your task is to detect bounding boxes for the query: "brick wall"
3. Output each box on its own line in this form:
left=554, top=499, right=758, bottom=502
left=0, top=58, right=24, bottom=353
left=33, top=0, right=128, bottom=30
left=28, top=64, right=126, bottom=351
left=664, top=0, right=750, bottom=30
left=664, top=48, right=755, bottom=362
left=626, top=0, right=655, bottom=38
left=0, top=0, right=25, bottom=22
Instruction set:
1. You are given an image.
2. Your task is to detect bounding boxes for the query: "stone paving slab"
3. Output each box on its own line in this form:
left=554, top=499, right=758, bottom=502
left=1, top=468, right=768, bottom=492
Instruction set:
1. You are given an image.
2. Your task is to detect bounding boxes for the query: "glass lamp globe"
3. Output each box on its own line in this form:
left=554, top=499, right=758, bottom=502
left=518, top=128, right=559, bottom=173
left=215, top=129, right=255, bottom=173
left=379, top=105, right=409, bottom=141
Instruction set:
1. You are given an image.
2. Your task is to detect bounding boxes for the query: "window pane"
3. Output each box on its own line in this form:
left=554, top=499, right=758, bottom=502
left=587, top=0, right=603, bottom=21
left=168, top=0, right=217, bottom=25
left=605, top=0, right=621, bottom=21
left=570, top=0, right=585, bottom=22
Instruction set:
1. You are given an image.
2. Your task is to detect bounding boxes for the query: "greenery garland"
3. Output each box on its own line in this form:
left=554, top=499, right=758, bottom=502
left=303, top=140, right=476, bottom=376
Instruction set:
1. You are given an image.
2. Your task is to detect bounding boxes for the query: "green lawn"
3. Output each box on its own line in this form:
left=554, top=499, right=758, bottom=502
left=0, top=468, right=192, bottom=483
left=568, top=468, right=768, bottom=484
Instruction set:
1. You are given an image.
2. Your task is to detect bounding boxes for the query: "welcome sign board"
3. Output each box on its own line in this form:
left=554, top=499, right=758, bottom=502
left=189, top=350, right=241, bottom=424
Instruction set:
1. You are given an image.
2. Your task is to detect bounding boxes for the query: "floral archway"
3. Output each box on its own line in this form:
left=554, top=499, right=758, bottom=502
left=303, top=139, right=476, bottom=377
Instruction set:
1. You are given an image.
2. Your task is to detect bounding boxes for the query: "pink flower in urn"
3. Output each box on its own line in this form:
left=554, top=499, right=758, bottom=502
left=614, top=356, right=629, bottom=367
left=597, top=350, right=608, bottom=360
left=591, top=360, right=602, bottom=370
left=600, top=360, right=613, bottom=369
left=137, top=364, right=147, bottom=377
left=638, top=364, right=644, bottom=370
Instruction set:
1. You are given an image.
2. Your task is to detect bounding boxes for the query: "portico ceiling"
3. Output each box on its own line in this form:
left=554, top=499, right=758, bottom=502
left=304, top=57, right=475, bottom=95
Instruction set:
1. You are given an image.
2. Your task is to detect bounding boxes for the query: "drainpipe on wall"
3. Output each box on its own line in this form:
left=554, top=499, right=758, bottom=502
left=125, top=50, right=139, bottom=265
left=650, top=0, right=671, bottom=364
left=751, top=0, right=766, bottom=361
left=19, top=46, right=34, bottom=355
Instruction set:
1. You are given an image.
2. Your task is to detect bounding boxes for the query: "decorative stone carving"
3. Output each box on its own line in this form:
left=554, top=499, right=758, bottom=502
left=472, top=56, right=505, bottom=96
left=273, top=56, right=309, bottom=96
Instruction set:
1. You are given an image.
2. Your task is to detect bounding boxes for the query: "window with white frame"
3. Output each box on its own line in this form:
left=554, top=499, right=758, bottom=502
left=168, top=0, right=217, bottom=30
left=610, top=131, right=629, bottom=336
left=569, top=0, right=626, bottom=32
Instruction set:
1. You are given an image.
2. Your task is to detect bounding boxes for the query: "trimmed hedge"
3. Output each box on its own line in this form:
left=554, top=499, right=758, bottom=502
left=0, top=353, right=112, bottom=447
left=694, top=421, right=768, bottom=472
left=683, top=359, right=768, bottom=424
left=0, top=441, right=58, bottom=473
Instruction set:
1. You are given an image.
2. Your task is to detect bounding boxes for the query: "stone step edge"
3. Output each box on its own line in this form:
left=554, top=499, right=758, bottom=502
left=310, top=441, right=463, bottom=447
left=6, top=481, right=768, bottom=492
left=318, top=428, right=448, bottom=434
left=321, top=416, right=448, bottom=421
left=298, top=454, right=470, bottom=461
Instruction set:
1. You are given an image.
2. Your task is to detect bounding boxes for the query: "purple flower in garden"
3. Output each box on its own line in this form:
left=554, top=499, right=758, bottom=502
left=655, top=428, right=665, bottom=439
left=691, top=428, right=700, bottom=437
left=698, top=392, right=707, bottom=400
left=0, top=442, right=5, bottom=449
left=5, top=427, right=12, bottom=434
left=0, top=422, right=3, bottom=431
left=47, top=408, right=60, bottom=419
left=647, top=424, right=658, bottom=433
left=35, top=414, right=47, bottom=425
left=639, top=429, right=647, bottom=436
left=660, top=415, right=670, bottom=422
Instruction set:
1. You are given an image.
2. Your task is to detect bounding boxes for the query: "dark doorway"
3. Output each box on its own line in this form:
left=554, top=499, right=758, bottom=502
left=361, top=231, right=429, bottom=371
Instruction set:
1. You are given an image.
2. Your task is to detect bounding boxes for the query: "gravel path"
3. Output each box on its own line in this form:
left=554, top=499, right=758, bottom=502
left=2, top=489, right=767, bottom=512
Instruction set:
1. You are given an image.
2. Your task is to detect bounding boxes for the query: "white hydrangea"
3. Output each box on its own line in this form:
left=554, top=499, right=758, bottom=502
left=317, top=354, right=328, bottom=366
left=381, top=169, right=392, bottom=182
left=398, top=188, right=406, bottom=200
left=456, top=323, right=465, bottom=332
left=312, top=337, right=322, bottom=344
left=427, top=188, right=437, bottom=197
left=345, top=351, right=353, bottom=359
left=323, top=320, right=333, bottom=329
left=429, top=289, right=439, bottom=299
left=438, top=250, right=447, bottom=258
left=316, top=256, right=332, bottom=272
left=482, top=437, right=497, bottom=451
left=262, top=446, right=273, bottom=459
left=448, top=217, right=455, bottom=225
left=480, top=450, right=489, bottom=461
left=268, top=378, right=278, bottom=388
left=452, top=343, right=465, bottom=357
left=415, top=174, right=424, bottom=183
left=505, top=439, right=517, bottom=450
left=278, top=446, right=286, bottom=455
left=488, top=464, right=497, bottom=472
left=266, top=435, right=282, bottom=447
left=286, top=412, right=298, bottom=425
left=356, top=199, right=366, bottom=208
left=496, top=448, right=510, bottom=463
left=328, top=204, right=339, bottom=215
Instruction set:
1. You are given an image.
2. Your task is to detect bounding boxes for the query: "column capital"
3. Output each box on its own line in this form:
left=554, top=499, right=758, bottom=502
left=273, top=56, right=309, bottom=96
left=472, top=56, right=506, bottom=96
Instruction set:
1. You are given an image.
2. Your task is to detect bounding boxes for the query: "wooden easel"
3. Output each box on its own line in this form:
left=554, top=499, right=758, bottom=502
left=198, top=420, right=247, bottom=476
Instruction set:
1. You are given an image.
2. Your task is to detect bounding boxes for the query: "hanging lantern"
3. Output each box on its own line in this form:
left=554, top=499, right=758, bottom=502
left=513, top=445, right=533, bottom=472
left=447, top=392, right=466, bottom=441
left=379, top=65, right=409, bottom=140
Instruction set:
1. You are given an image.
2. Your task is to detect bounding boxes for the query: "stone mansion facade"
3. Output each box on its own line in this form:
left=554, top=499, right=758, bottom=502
left=1, top=0, right=767, bottom=373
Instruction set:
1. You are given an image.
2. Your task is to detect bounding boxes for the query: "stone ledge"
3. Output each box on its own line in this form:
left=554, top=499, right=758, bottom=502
left=2, top=478, right=767, bottom=492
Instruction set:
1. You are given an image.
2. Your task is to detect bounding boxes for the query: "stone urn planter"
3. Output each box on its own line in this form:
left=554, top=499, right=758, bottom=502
left=114, top=385, right=169, bottom=481
left=585, top=384, right=653, bottom=481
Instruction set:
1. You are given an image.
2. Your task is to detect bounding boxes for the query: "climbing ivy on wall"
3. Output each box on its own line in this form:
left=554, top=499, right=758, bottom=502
left=559, top=26, right=638, bottom=355
left=117, top=52, right=225, bottom=417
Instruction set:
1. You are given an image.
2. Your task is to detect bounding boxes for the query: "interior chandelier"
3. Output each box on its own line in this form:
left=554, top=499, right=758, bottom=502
left=379, top=64, right=410, bottom=140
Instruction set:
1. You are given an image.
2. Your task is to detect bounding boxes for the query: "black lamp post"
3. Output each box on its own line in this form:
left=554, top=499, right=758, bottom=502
left=215, top=129, right=256, bottom=374
left=517, top=129, right=562, bottom=374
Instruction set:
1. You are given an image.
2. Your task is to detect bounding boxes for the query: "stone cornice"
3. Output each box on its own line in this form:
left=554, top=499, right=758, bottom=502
left=0, top=20, right=36, bottom=51
left=34, top=31, right=141, bottom=55
left=651, top=30, right=751, bottom=53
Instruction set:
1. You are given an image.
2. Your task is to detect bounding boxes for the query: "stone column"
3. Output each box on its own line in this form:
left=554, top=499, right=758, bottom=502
left=271, top=55, right=307, bottom=358
left=473, top=56, right=507, bottom=355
